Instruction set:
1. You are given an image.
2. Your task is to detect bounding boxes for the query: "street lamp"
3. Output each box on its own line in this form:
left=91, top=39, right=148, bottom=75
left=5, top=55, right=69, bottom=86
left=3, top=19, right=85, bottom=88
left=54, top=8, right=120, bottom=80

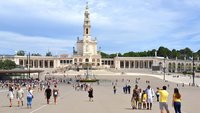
left=27, top=52, right=31, bottom=78
left=163, top=57, right=166, bottom=81
left=192, top=53, right=195, bottom=86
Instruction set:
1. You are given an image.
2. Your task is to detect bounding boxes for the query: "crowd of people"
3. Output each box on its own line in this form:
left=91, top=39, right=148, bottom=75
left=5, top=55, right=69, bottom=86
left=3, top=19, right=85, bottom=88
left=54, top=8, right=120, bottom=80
left=2, top=77, right=62, bottom=109
left=130, top=83, right=182, bottom=113
left=111, top=78, right=182, bottom=113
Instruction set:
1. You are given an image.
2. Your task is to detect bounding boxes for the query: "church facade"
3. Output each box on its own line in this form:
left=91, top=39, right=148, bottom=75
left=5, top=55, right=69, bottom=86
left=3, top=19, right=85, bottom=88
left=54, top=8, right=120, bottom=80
left=1, top=4, right=200, bottom=73
left=72, top=4, right=101, bottom=68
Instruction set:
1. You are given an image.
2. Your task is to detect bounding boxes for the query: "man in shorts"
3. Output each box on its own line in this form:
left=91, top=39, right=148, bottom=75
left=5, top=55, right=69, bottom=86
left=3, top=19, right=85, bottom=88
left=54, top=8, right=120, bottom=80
left=16, top=86, right=24, bottom=107
left=45, top=85, right=52, bottom=104
left=158, top=86, right=170, bottom=113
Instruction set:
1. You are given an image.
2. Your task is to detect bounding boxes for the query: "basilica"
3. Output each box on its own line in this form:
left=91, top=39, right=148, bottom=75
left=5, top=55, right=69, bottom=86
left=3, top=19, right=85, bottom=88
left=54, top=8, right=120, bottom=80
left=2, top=4, right=200, bottom=73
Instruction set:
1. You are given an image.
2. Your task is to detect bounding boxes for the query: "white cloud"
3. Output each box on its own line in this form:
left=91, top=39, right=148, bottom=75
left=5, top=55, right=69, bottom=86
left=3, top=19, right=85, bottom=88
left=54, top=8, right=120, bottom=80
left=0, top=0, right=110, bottom=26
left=0, top=31, right=75, bottom=55
left=0, top=0, right=200, bottom=54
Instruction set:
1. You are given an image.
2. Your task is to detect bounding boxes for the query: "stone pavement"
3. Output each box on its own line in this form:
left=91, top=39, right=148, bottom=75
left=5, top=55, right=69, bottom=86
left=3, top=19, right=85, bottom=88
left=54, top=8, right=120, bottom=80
left=0, top=75, right=199, bottom=113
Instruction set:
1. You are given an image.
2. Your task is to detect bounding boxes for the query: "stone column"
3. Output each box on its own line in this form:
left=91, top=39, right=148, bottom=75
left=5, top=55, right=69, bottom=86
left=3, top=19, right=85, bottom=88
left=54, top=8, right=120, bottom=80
left=43, top=60, right=45, bottom=68
left=33, top=60, right=35, bottom=68
left=136, top=61, right=138, bottom=69
left=38, top=60, right=40, bottom=68
left=48, top=60, right=50, bottom=68
left=124, top=60, right=125, bottom=68
left=147, top=61, right=149, bottom=68
left=23, top=59, right=25, bottom=67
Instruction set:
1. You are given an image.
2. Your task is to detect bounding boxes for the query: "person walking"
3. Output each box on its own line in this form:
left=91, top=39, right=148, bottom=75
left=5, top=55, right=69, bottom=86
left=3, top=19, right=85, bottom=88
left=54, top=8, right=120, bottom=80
left=158, top=86, right=170, bottom=113
left=113, top=85, right=117, bottom=94
left=88, top=87, right=93, bottom=101
left=16, top=86, right=24, bottom=107
left=53, top=85, right=59, bottom=104
left=45, top=85, right=52, bottom=104
left=27, top=87, right=34, bottom=109
left=156, top=87, right=160, bottom=102
left=7, top=86, right=14, bottom=107
left=172, top=88, right=182, bottom=113
left=131, top=85, right=140, bottom=109
left=145, top=85, right=155, bottom=110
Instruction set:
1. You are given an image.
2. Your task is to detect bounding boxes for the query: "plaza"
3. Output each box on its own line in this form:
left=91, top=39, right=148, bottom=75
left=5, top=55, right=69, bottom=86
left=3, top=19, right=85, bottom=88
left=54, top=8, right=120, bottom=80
left=0, top=74, right=199, bottom=113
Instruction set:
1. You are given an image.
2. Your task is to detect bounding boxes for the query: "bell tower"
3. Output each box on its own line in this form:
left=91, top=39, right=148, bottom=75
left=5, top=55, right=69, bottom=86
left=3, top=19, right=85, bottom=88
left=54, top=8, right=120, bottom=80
left=83, top=2, right=91, bottom=41
left=75, top=2, right=99, bottom=57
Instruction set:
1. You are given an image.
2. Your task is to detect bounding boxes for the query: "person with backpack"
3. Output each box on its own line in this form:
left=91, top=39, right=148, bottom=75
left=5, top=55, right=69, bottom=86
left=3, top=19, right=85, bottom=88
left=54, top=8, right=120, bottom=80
left=53, top=85, right=59, bottom=104
left=27, top=87, right=34, bottom=109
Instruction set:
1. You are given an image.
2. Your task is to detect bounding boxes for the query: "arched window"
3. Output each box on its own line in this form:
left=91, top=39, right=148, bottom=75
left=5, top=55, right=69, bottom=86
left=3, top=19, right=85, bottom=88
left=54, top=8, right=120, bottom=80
left=86, top=28, right=88, bottom=34
left=85, top=58, right=89, bottom=62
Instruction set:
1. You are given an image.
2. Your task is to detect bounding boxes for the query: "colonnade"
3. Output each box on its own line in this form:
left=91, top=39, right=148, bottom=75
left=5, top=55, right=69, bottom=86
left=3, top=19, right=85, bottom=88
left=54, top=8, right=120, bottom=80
left=119, top=60, right=153, bottom=69
left=19, top=59, right=54, bottom=68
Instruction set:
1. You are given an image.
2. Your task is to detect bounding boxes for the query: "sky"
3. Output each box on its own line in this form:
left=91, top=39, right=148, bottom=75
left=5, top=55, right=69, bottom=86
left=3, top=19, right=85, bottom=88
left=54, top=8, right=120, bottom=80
left=0, top=0, right=200, bottom=55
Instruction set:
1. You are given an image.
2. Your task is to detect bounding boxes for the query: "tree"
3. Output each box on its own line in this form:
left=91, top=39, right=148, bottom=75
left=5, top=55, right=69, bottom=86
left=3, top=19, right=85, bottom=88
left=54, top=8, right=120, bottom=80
left=101, top=52, right=109, bottom=58
left=197, top=66, right=200, bottom=71
left=157, top=46, right=171, bottom=57
left=16, top=50, right=25, bottom=56
left=31, top=53, right=41, bottom=56
left=46, top=52, right=52, bottom=56
left=170, top=49, right=180, bottom=59
left=0, top=60, right=17, bottom=70
left=179, top=47, right=193, bottom=59
left=0, top=60, right=3, bottom=69
left=110, top=54, right=117, bottom=58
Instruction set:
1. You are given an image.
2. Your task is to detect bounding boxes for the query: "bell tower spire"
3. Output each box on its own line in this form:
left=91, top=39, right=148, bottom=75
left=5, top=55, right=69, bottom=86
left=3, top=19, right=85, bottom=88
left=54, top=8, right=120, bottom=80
left=83, top=2, right=91, bottom=40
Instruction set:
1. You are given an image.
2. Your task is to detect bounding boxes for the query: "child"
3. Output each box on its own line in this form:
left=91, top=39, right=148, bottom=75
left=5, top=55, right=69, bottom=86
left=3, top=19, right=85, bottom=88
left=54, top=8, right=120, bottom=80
left=142, top=90, right=147, bottom=109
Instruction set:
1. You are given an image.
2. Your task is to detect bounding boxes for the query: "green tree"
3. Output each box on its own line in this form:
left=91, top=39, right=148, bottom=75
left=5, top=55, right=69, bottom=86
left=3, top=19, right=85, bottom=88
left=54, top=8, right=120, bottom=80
left=170, top=49, right=180, bottom=59
left=46, top=51, right=52, bottom=56
left=197, top=66, right=200, bottom=71
left=157, top=46, right=171, bottom=57
left=110, top=54, right=117, bottom=58
left=0, top=60, right=3, bottom=69
left=101, top=52, right=109, bottom=58
left=16, top=50, right=25, bottom=56
left=0, top=60, right=16, bottom=70
left=31, top=53, right=41, bottom=56
left=179, top=47, right=193, bottom=59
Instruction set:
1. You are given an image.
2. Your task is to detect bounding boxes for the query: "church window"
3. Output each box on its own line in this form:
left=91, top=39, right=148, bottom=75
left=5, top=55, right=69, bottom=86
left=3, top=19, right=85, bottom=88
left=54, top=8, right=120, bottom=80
left=85, top=58, right=89, bottom=62
left=86, top=28, right=88, bottom=34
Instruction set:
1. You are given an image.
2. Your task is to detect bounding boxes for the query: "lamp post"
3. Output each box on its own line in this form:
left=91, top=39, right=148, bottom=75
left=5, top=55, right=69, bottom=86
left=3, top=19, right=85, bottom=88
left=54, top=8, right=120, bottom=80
left=27, top=52, right=30, bottom=78
left=163, top=57, right=166, bottom=81
left=192, top=53, right=195, bottom=86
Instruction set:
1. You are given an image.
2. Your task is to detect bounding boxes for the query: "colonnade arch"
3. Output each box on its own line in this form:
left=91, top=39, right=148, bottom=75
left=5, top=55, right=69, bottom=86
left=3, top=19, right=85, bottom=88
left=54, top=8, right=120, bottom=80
left=119, top=60, right=152, bottom=69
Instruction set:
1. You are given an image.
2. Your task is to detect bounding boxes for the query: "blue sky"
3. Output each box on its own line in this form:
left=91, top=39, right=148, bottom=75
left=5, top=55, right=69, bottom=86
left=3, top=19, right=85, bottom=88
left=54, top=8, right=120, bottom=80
left=0, top=0, right=200, bottom=55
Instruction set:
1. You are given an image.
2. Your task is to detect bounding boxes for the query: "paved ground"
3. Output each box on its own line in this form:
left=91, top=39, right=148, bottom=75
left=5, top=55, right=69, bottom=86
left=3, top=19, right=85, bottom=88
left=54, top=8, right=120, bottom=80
left=0, top=75, right=199, bottom=113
